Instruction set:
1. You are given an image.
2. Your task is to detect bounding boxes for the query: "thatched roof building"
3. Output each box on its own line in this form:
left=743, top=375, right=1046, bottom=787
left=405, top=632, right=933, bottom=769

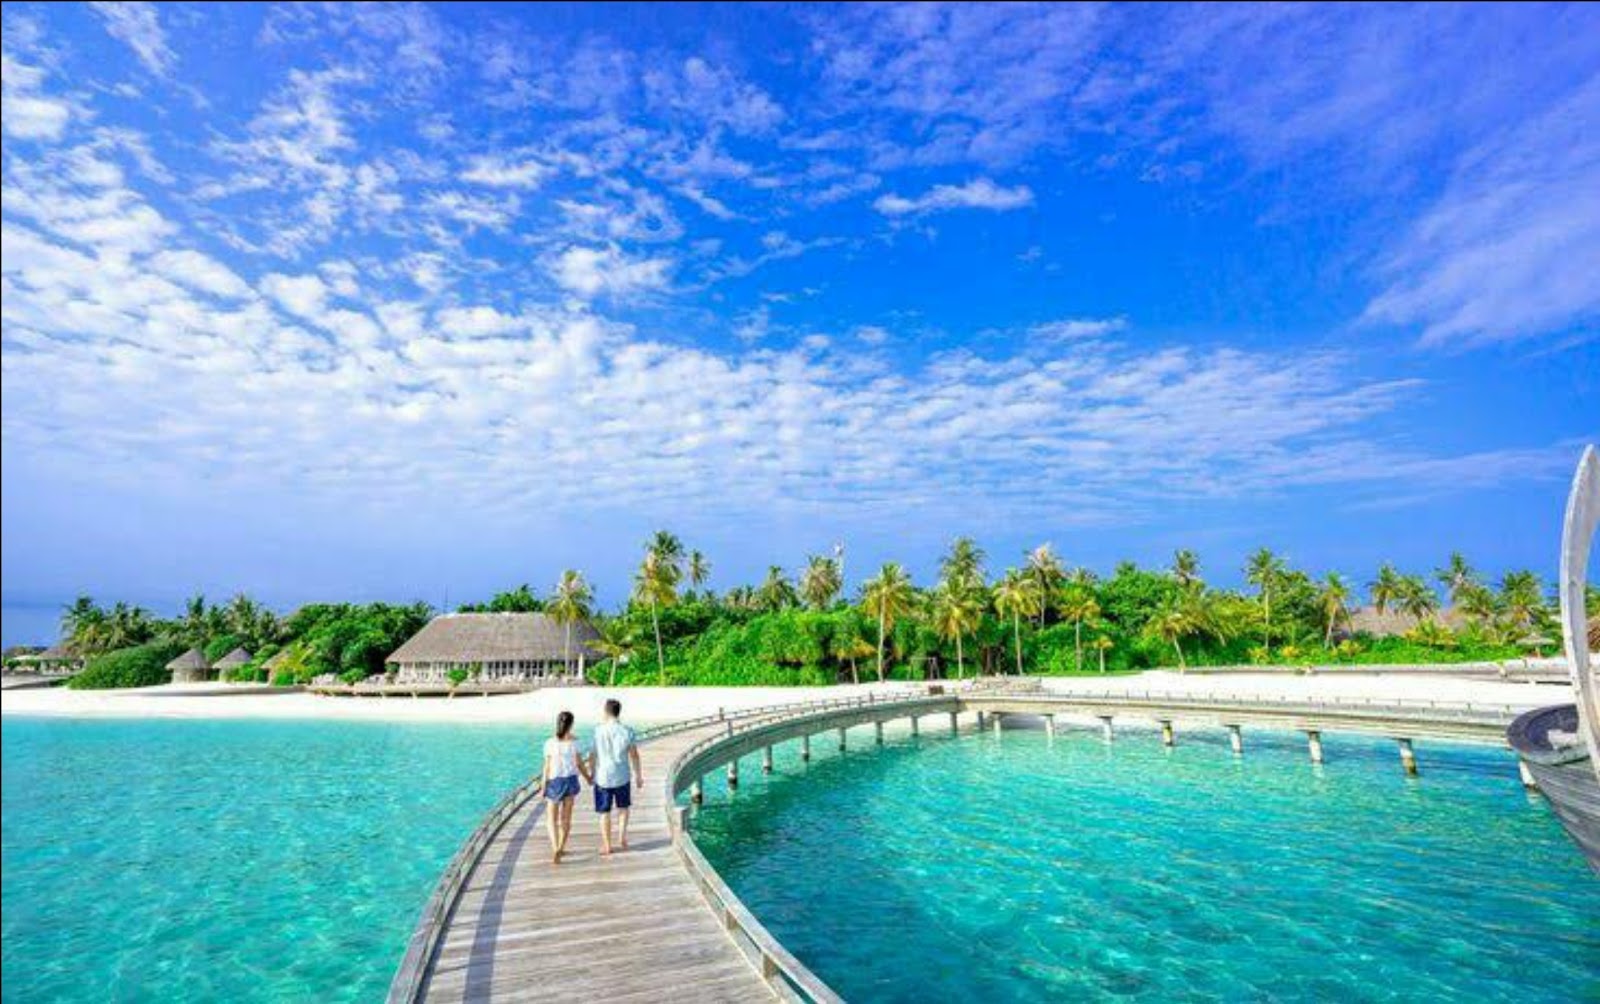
left=213, top=647, right=253, bottom=672
left=36, top=642, right=83, bottom=675
left=1341, top=605, right=1468, bottom=639
left=386, top=613, right=598, bottom=684
left=166, top=647, right=211, bottom=683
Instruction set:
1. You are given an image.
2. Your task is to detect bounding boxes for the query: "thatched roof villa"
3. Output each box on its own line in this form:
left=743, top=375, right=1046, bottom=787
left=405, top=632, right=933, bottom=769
left=35, top=642, right=83, bottom=675
left=1339, top=606, right=1468, bottom=639
left=386, top=612, right=599, bottom=685
left=167, top=648, right=211, bottom=683
left=213, top=647, right=253, bottom=676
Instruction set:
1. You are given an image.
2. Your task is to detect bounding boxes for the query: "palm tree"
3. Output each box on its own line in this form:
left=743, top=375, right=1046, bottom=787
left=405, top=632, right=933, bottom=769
left=828, top=617, right=873, bottom=685
left=548, top=570, right=594, bottom=675
left=940, top=537, right=986, bottom=591
left=60, top=596, right=106, bottom=653
left=860, top=563, right=915, bottom=683
left=180, top=594, right=209, bottom=648
left=1025, top=545, right=1064, bottom=626
left=757, top=565, right=799, bottom=611
left=1370, top=563, right=1403, bottom=616
left=1244, top=547, right=1286, bottom=650
left=1497, top=570, right=1545, bottom=634
left=1170, top=549, right=1201, bottom=588
left=1058, top=585, right=1100, bottom=673
left=634, top=548, right=676, bottom=684
left=1457, top=581, right=1499, bottom=632
left=930, top=583, right=983, bottom=679
left=1434, top=552, right=1478, bottom=606
left=1143, top=591, right=1209, bottom=671
left=589, top=618, right=636, bottom=686
left=1316, top=572, right=1352, bottom=647
left=1396, top=574, right=1439, bottom=625
left=993, top=570, right=1041, bottom=675
left=1091, top=635, right=1114, bottom=674
left=799, top=555, right=842, bottom=610
left=686, top=550, right=711, bottom=596
left=650, top=530, right=685, bottom=573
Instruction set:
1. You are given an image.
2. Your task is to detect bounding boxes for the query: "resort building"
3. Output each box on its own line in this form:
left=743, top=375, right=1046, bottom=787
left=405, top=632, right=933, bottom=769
left=213, top=647, right=253, bottom=677
left=33, top=643, right=83, bottom=676
left=385, top=612, right=598, bottom=685
left=166, top=648, right=211, bottom=683
left=1339, top=606, right=1467, bottom=639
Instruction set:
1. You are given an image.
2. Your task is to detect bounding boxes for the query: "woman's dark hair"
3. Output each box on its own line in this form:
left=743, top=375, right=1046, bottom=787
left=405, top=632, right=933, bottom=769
left=555, top=710, right=575, bottom=740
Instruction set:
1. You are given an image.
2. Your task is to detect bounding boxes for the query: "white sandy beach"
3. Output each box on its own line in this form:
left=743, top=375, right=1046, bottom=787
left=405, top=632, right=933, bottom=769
left=0, top=670, right=1566, bottom=728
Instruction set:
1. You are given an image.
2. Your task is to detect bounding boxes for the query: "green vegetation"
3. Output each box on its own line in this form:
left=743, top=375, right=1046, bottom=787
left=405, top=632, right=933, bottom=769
left=68, top=640, right=186, bottom=690
left=47, top=538, right=1569, bottom=690
left=585, top=537, right=1554, bottom=685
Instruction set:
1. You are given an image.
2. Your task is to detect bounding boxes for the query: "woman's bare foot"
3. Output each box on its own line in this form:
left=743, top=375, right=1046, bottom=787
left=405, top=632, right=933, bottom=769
left=551, top=847, right=563, bottom=865
left=600, top=843, right=612, bottom=857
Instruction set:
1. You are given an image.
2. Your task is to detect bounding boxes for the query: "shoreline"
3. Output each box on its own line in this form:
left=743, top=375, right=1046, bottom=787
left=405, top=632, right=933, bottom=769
left=0, top=670, right=1566, bottom=727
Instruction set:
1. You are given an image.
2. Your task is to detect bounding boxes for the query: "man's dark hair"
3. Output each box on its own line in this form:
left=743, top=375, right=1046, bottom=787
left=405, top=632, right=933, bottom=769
left=605, top=698, right=622, bottom=718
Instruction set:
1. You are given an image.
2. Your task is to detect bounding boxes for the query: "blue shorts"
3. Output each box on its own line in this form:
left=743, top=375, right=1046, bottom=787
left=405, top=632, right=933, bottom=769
left=545, top=775, right=580, bottom=801
left=594, top=783, right=632, bottom=813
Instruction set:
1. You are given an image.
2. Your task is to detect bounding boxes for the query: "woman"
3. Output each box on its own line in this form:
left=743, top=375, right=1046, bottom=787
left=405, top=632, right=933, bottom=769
left=539, top=710, right=590, bottom=864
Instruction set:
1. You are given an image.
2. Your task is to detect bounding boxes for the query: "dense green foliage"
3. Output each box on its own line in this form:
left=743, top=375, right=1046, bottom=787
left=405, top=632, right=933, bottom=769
left=43, top=541, right=1578, bottom=690
left=68, top=639, right=186, bottom=690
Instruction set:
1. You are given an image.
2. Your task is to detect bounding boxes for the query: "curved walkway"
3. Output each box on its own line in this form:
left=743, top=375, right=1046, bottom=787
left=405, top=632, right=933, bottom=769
left=398, top=686, right=1528, bottom=1003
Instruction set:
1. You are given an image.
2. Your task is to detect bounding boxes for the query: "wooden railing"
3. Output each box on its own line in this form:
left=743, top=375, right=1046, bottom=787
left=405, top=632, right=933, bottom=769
left=663, top=693, right=953, bottom=1003
left=387, top=688, right=937, bottom=1003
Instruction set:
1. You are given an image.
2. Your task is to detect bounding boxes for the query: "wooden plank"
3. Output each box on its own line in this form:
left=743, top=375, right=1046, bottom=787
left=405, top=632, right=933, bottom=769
left=418, top=721, right=774, bottom=1003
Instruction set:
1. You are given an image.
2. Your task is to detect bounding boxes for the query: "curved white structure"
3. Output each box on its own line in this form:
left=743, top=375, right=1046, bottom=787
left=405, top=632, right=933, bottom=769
left=1559, top=444, right=1600, bottom=784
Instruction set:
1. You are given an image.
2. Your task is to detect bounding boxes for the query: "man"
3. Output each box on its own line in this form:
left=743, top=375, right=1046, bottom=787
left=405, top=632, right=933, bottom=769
left=589, top=698, right=643, bottom=856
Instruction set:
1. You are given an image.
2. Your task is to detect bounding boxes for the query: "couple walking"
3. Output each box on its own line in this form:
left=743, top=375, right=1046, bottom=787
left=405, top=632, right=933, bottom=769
left=537, top=698, right=641, bottom=865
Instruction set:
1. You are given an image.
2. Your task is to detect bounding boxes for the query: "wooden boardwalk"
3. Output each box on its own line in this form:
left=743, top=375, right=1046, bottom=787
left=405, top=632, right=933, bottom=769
left=416, top=722, right=772, bottom=1003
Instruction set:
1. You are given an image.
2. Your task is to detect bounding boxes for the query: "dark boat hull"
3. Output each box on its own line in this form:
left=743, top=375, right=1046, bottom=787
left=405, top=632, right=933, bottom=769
left=1509, top=705, right=1600, bottom=875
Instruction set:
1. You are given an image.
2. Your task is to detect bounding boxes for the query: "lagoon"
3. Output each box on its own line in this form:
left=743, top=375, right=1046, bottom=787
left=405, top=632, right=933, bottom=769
left=1, top=718, right=534, bottom=1002
left=692, top=724, right=1599, bottom=1002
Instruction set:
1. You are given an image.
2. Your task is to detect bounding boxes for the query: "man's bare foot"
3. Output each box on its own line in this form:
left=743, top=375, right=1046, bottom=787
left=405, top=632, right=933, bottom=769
left=618, top=837, right=629, bottom=851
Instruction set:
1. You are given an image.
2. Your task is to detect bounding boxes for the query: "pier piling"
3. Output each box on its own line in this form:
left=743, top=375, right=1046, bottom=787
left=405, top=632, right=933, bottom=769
left=1306, top=730, right=1324, bottom=764
left=1397, top=738, right=1418, bottom=776
left=1160, top=720, right=1174, bottom=747
left=762, top=747, right=773, bottom=773
left=1228, top=724, right=1243, bottom=755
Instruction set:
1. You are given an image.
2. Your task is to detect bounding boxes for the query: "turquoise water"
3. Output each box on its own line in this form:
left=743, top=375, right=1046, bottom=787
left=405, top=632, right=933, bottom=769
left=691, top=722, right=1600, bottom=1002
left=1, top=717, right=538, bottom=1002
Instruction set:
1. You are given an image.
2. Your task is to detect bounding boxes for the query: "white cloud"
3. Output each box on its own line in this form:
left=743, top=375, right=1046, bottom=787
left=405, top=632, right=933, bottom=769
left=550, top=245, right=673, bottom=298
left=1364, top=77, right=1600, bottom=347
left=873, top=178, right=1034, bottom=216
left=260, top=272, right=331, bottom=320
left=1030, top=317, right=1127, bottom=342
left=644, top=56, right=784, bottom=135
left=460, top=154, right=549, bottom=189
left=146, top=249, right=251, bottom=299
left=1, top=55, right=74, bottom=141
left=89, top=2, right=175, bottom=77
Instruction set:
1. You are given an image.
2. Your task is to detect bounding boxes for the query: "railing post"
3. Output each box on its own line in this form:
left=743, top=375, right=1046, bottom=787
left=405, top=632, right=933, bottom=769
left=1397, top=737, right=1418, bottom=776
left=674, top=804, right=689, bottom=842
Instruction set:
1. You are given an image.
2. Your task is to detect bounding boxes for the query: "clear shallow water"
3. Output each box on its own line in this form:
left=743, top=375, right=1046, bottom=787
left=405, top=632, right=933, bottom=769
left=691, top=722, right=1600, bottom=1002
left=1, top=717, right=538, bottom=1003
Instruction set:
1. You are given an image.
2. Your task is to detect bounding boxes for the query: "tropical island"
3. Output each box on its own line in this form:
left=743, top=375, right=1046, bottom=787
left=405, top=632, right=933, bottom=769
left=8, top=534, right=1582, bottom=694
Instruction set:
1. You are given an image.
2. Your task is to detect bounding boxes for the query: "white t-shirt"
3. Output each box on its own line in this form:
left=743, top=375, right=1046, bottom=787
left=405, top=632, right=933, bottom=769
left=543, top=737, right=580, bottom=779
left=591, top=720, right=637, bottom=789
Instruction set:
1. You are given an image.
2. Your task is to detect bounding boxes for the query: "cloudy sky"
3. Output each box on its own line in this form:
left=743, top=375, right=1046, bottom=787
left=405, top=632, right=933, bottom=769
left=2, top=2, right=1597, bottom=644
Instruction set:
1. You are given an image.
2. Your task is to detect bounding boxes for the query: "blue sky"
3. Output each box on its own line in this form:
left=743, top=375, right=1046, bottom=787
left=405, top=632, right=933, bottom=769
left=2, top=2, right=1597, bottom=645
